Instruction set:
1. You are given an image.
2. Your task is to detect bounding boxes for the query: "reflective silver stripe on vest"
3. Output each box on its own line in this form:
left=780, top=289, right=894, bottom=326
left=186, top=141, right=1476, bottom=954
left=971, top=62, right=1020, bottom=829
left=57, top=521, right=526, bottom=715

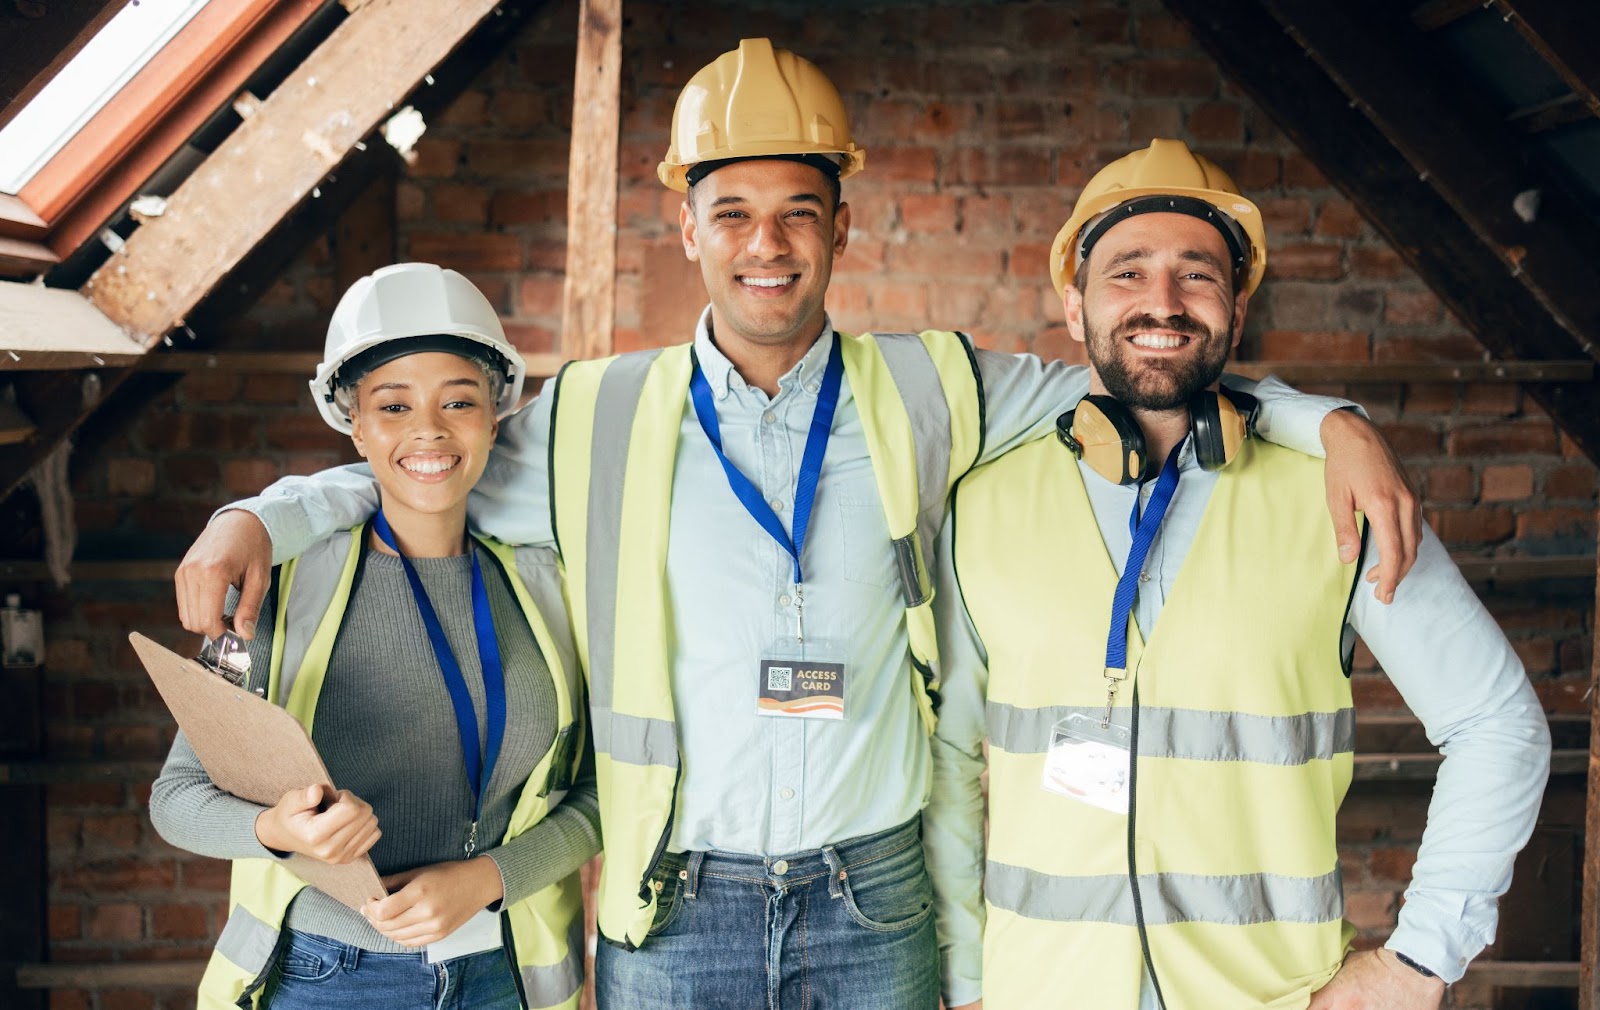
left=873, top=333, right=952, bottom=609
left=277, top=532, right=351, bottom=704
left=584, top=349, right=662, bottom=714
left=521, top=914, right=586, bottom=1007
left=986, top=860, right=1343, bottom=926
left=214, top=903, right=280, bottom=973
left=591, top=707, right=680, bottom=768
left=987, top=702, right=1354, bottom=764
left=513, top=546, right=581, bottom=706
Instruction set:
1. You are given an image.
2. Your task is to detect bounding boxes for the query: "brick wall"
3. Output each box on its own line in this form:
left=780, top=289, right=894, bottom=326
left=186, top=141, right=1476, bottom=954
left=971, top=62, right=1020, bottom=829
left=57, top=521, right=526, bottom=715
left=20, top=1, right=1595, bottom=1008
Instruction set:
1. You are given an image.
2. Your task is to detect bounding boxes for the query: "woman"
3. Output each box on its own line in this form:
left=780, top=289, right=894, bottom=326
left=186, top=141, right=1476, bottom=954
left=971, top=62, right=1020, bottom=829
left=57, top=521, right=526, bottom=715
left=151, top=263, right=597, bottom=1010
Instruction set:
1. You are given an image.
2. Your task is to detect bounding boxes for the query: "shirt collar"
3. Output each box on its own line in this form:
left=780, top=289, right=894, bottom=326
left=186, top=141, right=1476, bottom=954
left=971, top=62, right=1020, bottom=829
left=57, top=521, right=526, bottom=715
left=692, top=305, right=836, bottom=401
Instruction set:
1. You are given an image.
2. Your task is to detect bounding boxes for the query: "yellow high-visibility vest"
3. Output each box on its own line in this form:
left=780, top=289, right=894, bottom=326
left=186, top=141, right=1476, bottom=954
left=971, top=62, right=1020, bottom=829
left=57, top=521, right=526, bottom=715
left=196, top=529, right=587, bottom=1010
left=548, top=331, right=983, bottom=949
left=953, top=437, right=1361, bottom=1010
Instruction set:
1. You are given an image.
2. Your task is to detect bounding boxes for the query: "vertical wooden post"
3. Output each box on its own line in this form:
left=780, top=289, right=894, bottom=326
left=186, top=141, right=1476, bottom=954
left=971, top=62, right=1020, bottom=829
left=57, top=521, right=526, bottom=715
left=560, top=0, right=622, bottom=362
left=1584, top=531, right=1600, bottom=1010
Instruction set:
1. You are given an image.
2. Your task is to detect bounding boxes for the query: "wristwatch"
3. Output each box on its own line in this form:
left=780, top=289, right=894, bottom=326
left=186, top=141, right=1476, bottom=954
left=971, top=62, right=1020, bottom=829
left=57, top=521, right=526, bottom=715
left=1392, top=951, right=1438, bottom=979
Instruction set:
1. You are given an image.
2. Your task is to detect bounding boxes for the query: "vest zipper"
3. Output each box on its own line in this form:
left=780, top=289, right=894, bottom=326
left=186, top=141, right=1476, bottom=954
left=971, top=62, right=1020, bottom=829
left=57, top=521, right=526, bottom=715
left=1127, top=683, right=1171, bottom=1010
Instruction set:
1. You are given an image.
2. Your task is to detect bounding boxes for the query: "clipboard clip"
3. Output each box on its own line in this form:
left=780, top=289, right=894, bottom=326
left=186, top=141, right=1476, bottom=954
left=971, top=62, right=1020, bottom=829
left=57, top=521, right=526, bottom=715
left=196, top=626, right=253, bottom=688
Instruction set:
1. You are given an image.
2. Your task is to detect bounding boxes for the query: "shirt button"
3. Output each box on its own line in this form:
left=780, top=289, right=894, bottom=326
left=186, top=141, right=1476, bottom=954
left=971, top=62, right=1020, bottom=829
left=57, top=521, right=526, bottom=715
left=769, top=498, right=784, bottom=512
left=780, top=787, right=795, bottom=799
left=763, top=411, right=776, bottom=424
left=1139, top=571, right=1151, bottom=583
left=805, top=382, right=819, bottom=394
left=779, top=594, right=792, bottom=606
left=772, top=859, right=790, bottom=875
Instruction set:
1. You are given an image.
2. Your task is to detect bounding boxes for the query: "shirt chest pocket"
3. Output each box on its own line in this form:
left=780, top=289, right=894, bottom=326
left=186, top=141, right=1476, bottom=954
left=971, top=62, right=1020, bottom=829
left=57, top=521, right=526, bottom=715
left=837, top=484, right=898, bottom=589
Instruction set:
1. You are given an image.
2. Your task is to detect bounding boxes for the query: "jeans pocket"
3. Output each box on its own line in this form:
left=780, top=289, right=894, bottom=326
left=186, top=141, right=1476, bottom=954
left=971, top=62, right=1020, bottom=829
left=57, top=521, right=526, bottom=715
left=274, top=934, right=340, bottom=983
left=837, top=842, right=934, bottom=932
left=646, top=873, right=685, bottom=937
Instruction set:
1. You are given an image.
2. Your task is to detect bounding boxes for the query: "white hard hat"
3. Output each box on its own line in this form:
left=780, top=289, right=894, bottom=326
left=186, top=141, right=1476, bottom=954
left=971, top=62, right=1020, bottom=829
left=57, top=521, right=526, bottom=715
left=311, top=263, right=526, bottom=433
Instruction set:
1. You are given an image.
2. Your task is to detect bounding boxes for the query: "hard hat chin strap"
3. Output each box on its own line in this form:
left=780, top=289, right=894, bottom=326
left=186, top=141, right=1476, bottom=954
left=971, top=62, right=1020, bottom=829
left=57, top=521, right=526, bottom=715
left=1076, top=194, right=1250, bottom=282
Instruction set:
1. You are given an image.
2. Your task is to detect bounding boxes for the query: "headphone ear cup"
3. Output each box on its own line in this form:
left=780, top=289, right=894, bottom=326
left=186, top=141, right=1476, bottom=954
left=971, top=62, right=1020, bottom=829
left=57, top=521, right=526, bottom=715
left=1073, top=395, right=1147, bottom=484
left=1190, top=389, right=1251, bottom=472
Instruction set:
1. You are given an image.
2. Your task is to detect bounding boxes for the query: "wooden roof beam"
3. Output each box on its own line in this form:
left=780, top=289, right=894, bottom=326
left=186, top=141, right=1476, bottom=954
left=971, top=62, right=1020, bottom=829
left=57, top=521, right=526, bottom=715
left=1261, top=0, right=1600, bottom=362
left=560, top=0, right=622, bottom=361
left=1410, top=0, right=1490, bottom=32
left=1162, top=0, right=1600, bottom=463
left=1495, top=0, right=1600, bottom=120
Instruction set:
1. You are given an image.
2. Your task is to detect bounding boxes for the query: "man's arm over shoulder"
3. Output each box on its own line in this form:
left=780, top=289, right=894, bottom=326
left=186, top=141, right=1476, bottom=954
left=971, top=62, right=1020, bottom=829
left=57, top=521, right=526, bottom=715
left=924, top=513, right=990, bottom=1008
left=1350, top=526, right=1552, bottom=983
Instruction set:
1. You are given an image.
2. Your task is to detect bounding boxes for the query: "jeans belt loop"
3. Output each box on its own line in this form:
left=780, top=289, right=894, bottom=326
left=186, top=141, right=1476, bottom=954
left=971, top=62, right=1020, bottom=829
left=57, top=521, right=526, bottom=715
left=683, top=850, right=705, bottom=900
left=821, top=845, right=846, bottom=899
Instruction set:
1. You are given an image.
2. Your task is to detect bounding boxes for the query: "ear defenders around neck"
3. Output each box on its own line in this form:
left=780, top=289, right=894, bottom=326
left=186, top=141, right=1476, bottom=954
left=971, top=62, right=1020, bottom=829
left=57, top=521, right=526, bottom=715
left=1056, top=387, right=1259, bottom=484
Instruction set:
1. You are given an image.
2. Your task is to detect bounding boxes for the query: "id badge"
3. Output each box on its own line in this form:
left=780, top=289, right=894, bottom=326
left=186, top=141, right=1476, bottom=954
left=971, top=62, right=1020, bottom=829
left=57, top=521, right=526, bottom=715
left=758, top=637, right=847, bottom=720
left=1041, top=712, right=1133, bottom=814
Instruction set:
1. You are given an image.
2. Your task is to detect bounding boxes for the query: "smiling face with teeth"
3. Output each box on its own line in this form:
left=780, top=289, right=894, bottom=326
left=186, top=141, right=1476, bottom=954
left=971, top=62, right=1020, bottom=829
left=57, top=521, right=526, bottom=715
left=347, top=351, right=499, bottom=556
left=1064, top=212, right=1250, bottom=411
left=680, top=158, right=850, bottom=376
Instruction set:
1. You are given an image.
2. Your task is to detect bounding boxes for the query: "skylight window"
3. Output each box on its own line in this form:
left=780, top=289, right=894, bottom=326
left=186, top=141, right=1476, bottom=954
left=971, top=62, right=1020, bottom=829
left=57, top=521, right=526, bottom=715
left=0, top=0, right=211, bottom=195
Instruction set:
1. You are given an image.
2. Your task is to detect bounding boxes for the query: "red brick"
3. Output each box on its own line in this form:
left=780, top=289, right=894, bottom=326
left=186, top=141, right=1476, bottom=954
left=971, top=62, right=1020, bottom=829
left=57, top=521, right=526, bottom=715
left=1266, top=244, right=1344, bottom=282
left=1031, top=325, right=1089, bottom=365
left=57, top=857, right=180, bottom=895
left=489, top=189, right=566, bottom=226
left=952, top=148, right=1052, bottom=187
left=1079, top=8, right=1133, bottom=46
left=408, top=138, right=460, bottom=178
left=49, top=903, right=82, bottom=941
left=888, top=239, right=1003, bottom=279
left=1373, top=332, right=1485, bottom=362
left=101, top=992, right=155, bottom=1010
left=1543, top=463, right=1597, bottom=500
left=1459, top=384, right=1519, bottom=417
left=180, top=373, right=241, bottom=404
left=221, top=459, right=280, bottom=498
left=408, top=232, right=522, bottom=272
left=1135, top=11, right=1192, bottom=49
left=103, top=725, right=166, bottom=761
left=1479, top=464, right=1533, bottom=502
left=517, top=274, right=565, bottom=316
left=1259, top=329, right=1369, bottom=362
left=1383, top=289, right=1444, bottom=326
left=928, top=284, right=988, bottom=326
left=242, top=373, right=303, bottom=405
left=492, top=90, right=550, bottom=131
left=997, top=101, right=1049, bottom=139
left=1283, top=154, right=1328, bottom=189
left=1447, top=422, right=1558, bottom=457
left=1313, top=200, right=1364, bottom=239
left=1129, top=104, right=1182, bottom=142
left=871, top=147, right=939, bottom=184
left=1510, top=638, right=1556, bottom=674
left=1422, top=465, right=1474, bottom=503
left=1536, top=678, right=1590, bottom=714
left=431, top=183, right=490, bottom=224
left=1131, top=59, right=1216, bottom=98
left=1187, top=102, right=1242, bottom=144
left=1257, top=197, right=1311, bottom=237
left=1431, top=508, right=1514, bottom=546
left=899, top=194, right=957, bottom=234
left=152, top=903, right=211, bottom=940
left=1516, top=507, right=1595, bottom=542
left=48, top=991, right=90, bottom=1010
left=462, top=138, right=569, bottom=178
left=871, top=285, right=928, bottom=323
left=88, top=903, right=143, bottom=942
left=1346, top=889, right=1399, bottom=930
left=833, top=238, right=886, bottom=275
left=1008, top=241, right=1053, bottom=279
left=1348, top=246, right=1408, bottom=280
left=178, top=857, right=233, bottom=893
left=107, top=458, right=155, bottom=497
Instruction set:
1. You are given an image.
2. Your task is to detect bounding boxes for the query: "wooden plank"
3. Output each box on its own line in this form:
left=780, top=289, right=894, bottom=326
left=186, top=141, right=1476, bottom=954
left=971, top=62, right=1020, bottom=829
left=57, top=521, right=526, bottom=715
left=1163, top=0, right=1600, bottom=464
left=0, top=560, right=176, bottom=582
left=1410, top=0, right=1487, bottom=31
left=0, top=761, right=162, bottom=785
left=1495, top=0, right=1600, bottom=120
left=1508, top=93, right=1595, bottom=135
left=1353, top=748, right=1586, bottom=782
left=1464, top=960, right=1580, bottom=987
left=0, top=398, right=33, bottom=448
left=1585, top=545, right=1600, bottom=1010
left=81, top=0, right=507, bottom=346
left=1228, top=360, right=1592, bottom=383
left=16, top=961, right=205, bottom=990
left=559, top=0, right=621, bottom=361
left=0, top=282, right=143, bottom=365
left=1456, top=556, right=1596, bottom=582
left=1262, top=0, right=1600, bottom=362
left=0, top=237, right=58, bottom=279
left=0, top=195, right=48, bottom=242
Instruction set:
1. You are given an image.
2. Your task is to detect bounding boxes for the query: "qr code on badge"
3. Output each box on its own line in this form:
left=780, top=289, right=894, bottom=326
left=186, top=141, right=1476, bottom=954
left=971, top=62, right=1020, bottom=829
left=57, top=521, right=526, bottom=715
left=766, top=665, right=794, bottom=692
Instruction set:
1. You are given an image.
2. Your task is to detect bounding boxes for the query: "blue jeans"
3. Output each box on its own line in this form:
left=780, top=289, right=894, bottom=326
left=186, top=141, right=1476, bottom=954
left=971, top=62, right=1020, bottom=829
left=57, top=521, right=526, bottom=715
left=596, top=817, right=939, bottom=1010
left=259, top=929, right=522, bottom=1010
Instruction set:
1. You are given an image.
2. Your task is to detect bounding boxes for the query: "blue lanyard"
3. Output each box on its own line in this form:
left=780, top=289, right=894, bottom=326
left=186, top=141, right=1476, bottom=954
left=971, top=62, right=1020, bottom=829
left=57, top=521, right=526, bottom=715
left=688, top=334, right=845, bottom=590
left=1103, top=442, right=1183, bottom=681
left=373, top=510, right=506, bottom=856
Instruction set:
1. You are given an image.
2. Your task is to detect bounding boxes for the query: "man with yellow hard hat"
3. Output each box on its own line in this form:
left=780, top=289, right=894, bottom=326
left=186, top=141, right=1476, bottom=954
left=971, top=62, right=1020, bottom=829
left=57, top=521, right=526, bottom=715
left=176, top=43, right=1426, bottom=1008
left=924, top=140, right=1551, bottom=1010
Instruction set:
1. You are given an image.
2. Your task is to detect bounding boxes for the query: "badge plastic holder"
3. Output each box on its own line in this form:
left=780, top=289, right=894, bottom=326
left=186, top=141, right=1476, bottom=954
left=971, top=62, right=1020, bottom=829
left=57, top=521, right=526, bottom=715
left=1041, top=712, right=1133, bottom=814
left=758, top=636, right=848, bottom=720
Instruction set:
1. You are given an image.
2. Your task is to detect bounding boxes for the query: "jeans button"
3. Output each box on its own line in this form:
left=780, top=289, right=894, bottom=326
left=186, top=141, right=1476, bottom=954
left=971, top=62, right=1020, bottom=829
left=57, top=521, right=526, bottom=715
left=772, top=859, right=789, bottom=876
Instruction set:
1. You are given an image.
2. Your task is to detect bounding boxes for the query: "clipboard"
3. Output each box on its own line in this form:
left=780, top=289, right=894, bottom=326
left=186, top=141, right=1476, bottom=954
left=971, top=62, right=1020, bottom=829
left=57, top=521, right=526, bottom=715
left=132, top=631, right=387, bottom=910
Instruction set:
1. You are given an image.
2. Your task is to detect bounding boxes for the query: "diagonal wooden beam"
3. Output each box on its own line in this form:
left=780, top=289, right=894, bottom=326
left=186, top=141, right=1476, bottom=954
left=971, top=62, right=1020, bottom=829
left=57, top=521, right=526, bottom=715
left=1587, top=550, right=1600, bottom=1010
left=81, top=0, right=508, bottom=346
left=1163, top=0, right=1600, bottom=464
left=1495, top=0, right=1600, bottom=121
left=560, top=0, right=622, bottom=361
left=1261, top=0, right=1600, bottom=362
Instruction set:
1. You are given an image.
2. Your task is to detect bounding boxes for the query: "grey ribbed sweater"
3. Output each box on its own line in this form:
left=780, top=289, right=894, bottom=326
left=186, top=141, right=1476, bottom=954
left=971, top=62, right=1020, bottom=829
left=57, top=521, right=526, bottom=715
left=150, top=543, right=600, bottom=953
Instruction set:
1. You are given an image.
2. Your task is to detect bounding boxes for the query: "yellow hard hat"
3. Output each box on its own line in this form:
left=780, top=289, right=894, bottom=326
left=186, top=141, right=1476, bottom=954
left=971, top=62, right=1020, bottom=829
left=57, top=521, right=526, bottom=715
left=1049, top=139, right=1267, bottom=298
left=658, top=38, right=865, bottom=192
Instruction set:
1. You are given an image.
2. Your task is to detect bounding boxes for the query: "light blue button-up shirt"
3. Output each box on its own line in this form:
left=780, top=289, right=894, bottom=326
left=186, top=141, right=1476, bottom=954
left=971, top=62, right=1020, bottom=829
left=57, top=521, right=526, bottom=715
left=236, top=309, right=1347, bottom=858
left=926, top=439, right=1553, bottom=1004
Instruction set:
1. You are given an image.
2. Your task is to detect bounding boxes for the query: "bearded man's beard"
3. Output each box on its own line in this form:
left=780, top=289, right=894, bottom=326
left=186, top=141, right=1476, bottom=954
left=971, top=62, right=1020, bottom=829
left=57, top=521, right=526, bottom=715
left=1086, top=312, right=1234, bottom=410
